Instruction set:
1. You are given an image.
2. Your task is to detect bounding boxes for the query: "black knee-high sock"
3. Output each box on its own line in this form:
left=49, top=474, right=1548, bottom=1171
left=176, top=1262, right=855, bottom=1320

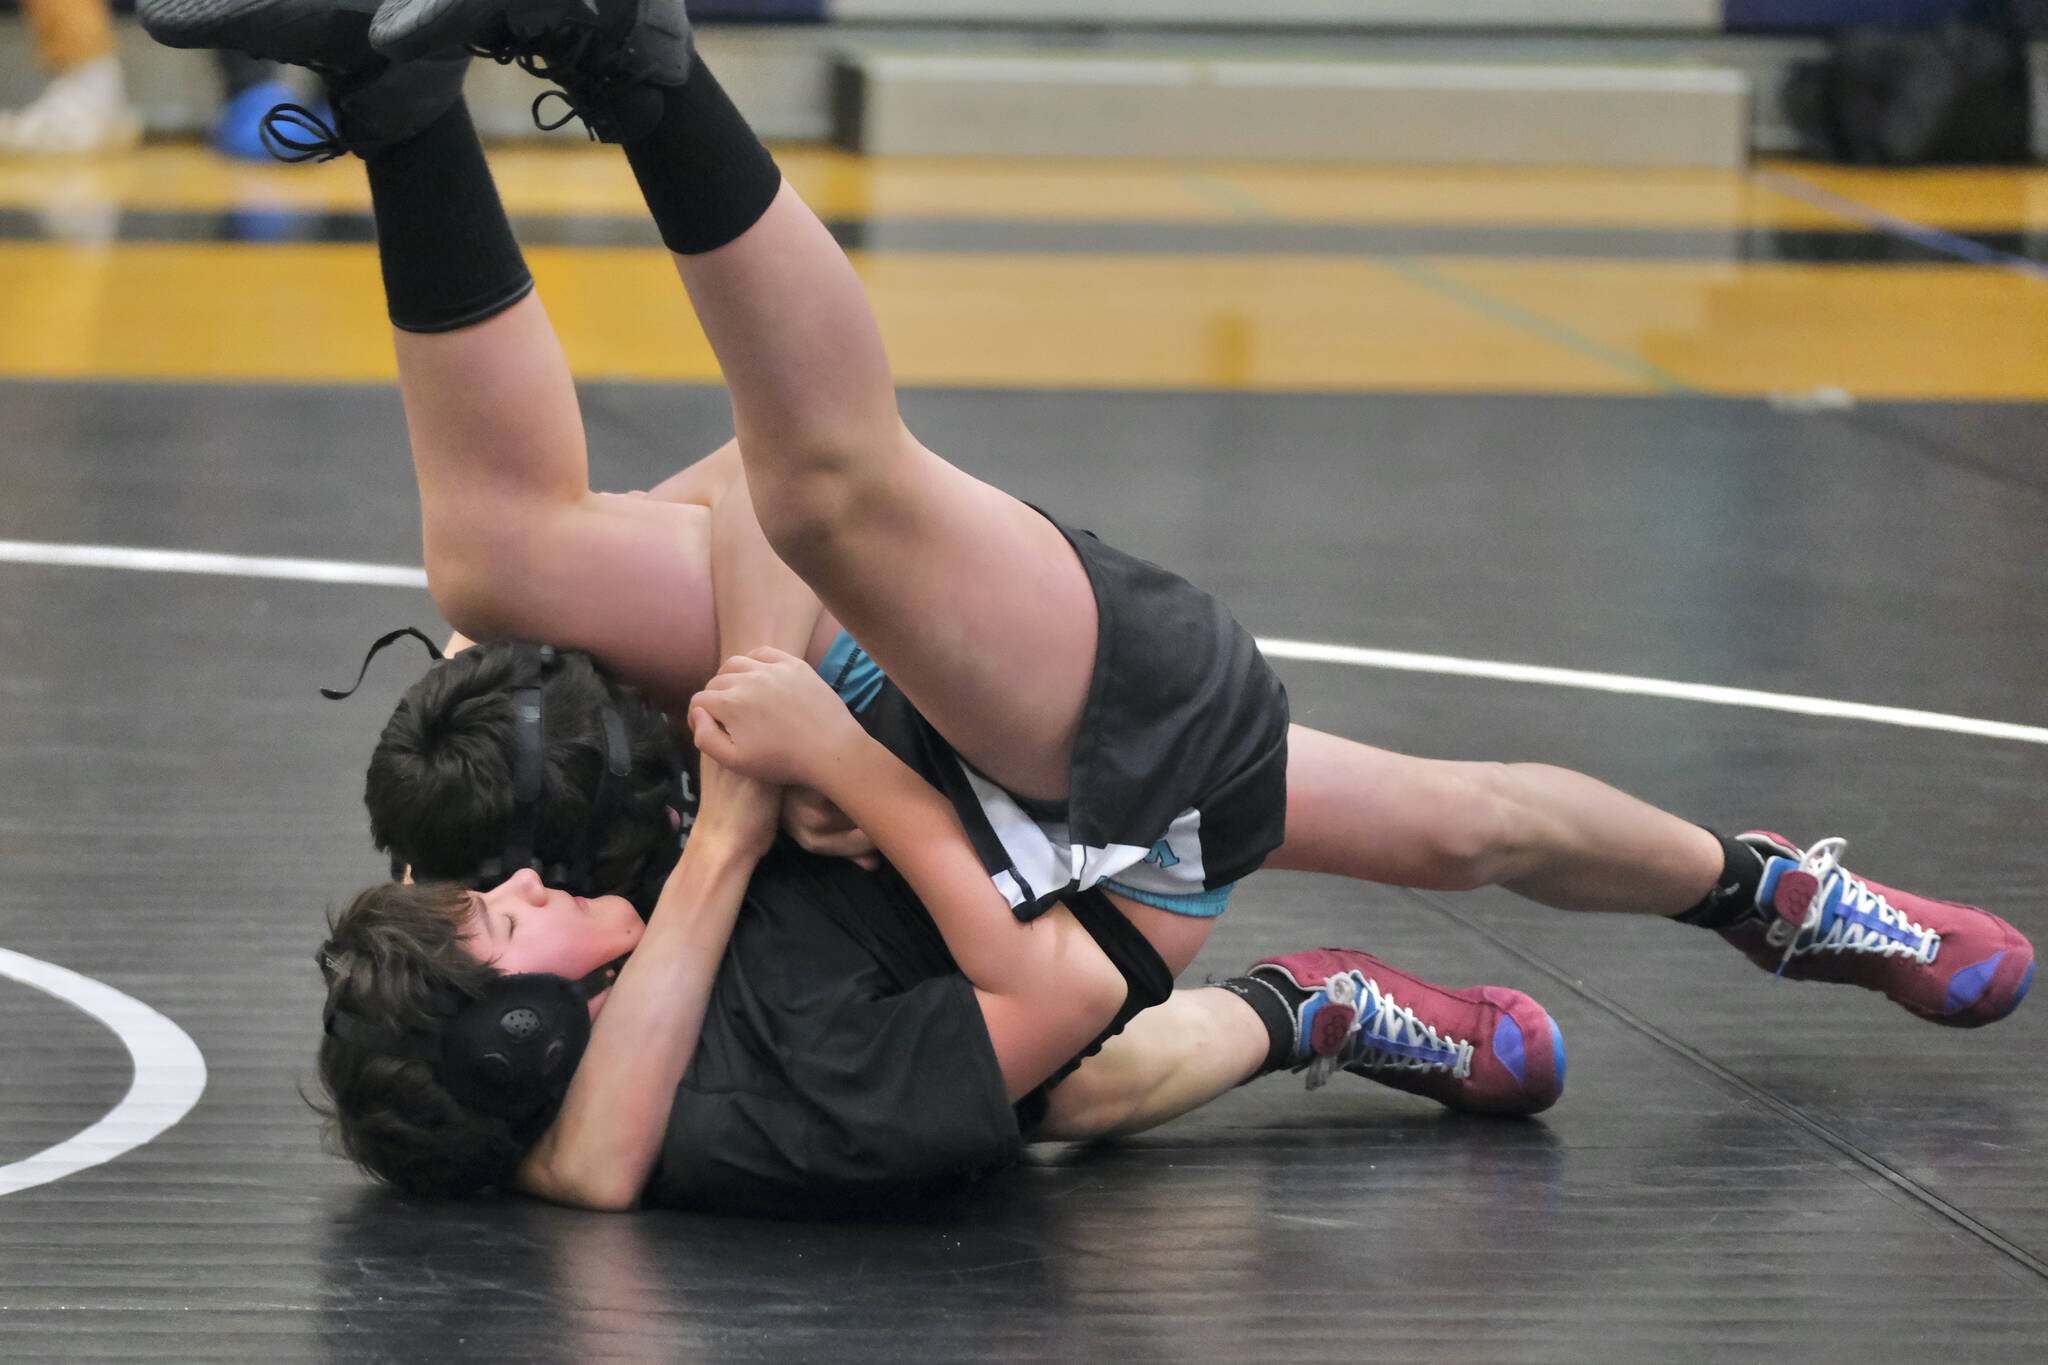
left=618, top=63, right=782, bottom=256
left=362, top=99, right=534, bottom=334
left=1673, top=830, right=1770, bottom=929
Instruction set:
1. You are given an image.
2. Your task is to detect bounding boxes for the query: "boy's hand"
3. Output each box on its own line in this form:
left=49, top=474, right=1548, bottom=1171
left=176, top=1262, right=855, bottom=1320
left=690, top=752, right=782, bottom=863
left=689, top=647, right=867, bottom=790
left=782, top=787, right=882, bottom=870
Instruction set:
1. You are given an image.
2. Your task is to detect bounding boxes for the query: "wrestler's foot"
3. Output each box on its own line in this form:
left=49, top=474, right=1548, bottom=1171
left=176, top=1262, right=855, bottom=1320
left=1248, top=948, right=1564, bottom=1116
left=371, top=0, right=692, bottom=140
left=139, top=0, right=466, bottom=158
left=142, top=0, right=382, bottom=70
left=1725, top=833, right=2033, bottom=1028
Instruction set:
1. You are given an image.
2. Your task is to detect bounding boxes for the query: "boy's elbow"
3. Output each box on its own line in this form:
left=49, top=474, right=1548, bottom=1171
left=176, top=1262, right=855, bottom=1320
left=572, top=1181, right=642, bottom=1213
left=532, top=1166, right=642, bottom=1213
left=518, top=1147, right=645, bottom=1213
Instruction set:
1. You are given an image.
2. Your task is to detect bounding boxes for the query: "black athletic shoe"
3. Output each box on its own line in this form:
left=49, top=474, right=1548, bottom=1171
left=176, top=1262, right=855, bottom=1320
left=140, top=0, right=381, bottom=71
left=371, top=0, right=692, bottom=140
left=138, top=0, right=467, bottom=159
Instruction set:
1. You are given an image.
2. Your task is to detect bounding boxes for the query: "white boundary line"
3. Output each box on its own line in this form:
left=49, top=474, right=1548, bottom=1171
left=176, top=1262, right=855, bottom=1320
left=0, top=539, right=428, bottom=588
left=0, top=948, right=208, bottom=1198
left=1257, top=639, right=2048, bottom=746
left=3, top=537, right=2042, bottom=745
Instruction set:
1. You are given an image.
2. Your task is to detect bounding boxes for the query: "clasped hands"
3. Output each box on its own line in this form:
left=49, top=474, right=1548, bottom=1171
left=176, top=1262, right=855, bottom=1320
left=691, top=648, right=882, bottom=870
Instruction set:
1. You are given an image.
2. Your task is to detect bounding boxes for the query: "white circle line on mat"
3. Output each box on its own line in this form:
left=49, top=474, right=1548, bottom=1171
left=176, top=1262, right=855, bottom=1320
left=0, top=948, right=208, bottom=1197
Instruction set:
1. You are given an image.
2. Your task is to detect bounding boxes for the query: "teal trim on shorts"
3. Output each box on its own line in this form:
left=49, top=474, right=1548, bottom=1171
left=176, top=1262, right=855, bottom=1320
left=1098, top=876, right=1235, bottom=919
left=819, top=630, right=887, bottom=714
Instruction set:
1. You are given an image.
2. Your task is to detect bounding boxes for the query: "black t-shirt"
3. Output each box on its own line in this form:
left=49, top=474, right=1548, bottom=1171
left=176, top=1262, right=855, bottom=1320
left=642, top=843, right=1023, bottom=1218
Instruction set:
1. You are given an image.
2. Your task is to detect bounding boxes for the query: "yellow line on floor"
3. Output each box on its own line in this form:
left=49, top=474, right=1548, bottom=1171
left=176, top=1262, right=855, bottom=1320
left=7, top=145, right=2048, bottom=232
left=4, top=242, right=2044, bottom=398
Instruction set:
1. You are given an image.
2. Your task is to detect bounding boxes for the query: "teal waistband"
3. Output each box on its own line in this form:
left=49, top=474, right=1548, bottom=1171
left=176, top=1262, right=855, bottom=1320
left=1097, top=877, right=1235, bottom=919
left=818, top=630, right=887, bottom=714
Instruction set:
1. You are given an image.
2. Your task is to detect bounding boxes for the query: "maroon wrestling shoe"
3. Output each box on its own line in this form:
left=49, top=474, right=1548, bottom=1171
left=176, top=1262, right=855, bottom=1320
left=1248, top=948, right=1564, bottom=1116
left=1728, top=832, right=2034, bottom=1028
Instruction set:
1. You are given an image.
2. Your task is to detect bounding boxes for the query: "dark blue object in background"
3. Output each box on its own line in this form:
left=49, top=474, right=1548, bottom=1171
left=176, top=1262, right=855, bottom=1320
left=688, top=0, right=824, bottom=20
left=1726, top=1, right=2007, bottom=30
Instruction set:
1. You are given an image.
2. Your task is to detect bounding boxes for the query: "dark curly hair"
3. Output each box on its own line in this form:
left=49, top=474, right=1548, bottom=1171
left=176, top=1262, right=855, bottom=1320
left=313, top=881, right=525, bottom=1197
left=364, top=642, right=690, bottom=912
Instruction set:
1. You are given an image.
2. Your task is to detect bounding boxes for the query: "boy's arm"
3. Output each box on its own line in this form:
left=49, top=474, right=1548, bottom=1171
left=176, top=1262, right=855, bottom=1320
left=707, top=464, right=882, bottom=864
left=690, top=652, right=1127, bottom=1098
left=709, top=463, right=827, bottom=668
left=641, top=439, right=743, bottom=508
left=513, top=757, right=778, bottom=1211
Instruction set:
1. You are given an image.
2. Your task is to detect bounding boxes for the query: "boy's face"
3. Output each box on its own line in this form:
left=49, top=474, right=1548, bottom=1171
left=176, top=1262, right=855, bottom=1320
left=462, top=868, right=644, bottom=1013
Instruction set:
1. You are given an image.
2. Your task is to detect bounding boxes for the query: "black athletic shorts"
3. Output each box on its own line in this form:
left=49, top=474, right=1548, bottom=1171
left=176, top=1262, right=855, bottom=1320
left=846, top=508, right=1291, bottom=922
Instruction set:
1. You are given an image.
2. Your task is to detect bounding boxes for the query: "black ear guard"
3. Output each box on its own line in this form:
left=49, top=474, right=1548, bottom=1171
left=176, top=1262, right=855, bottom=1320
left=323, top=953, right=628, bottom=1124
left=330, top=633, right=654, bottom=899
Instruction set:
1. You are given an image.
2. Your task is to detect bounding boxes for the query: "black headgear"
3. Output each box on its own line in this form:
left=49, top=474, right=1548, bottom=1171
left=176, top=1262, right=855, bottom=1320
left=326, top=631, right=653, bottom=899
left=318, top=946, right=629, bottom=1125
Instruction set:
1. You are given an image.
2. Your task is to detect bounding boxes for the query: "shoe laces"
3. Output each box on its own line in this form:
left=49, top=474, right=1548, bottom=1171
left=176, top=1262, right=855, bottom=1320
left=257, top=103, right=347, bottom=163
left=469, top=28, right=613, bottom=139
left=1304, top=971, right=1473, bottom=1090
left=1767, top=836, right=1939, bottom=972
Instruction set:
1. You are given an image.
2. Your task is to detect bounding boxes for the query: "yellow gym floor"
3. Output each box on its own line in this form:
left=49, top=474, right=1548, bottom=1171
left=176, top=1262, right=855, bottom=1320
left=2, top=144, right=2044, bottom=396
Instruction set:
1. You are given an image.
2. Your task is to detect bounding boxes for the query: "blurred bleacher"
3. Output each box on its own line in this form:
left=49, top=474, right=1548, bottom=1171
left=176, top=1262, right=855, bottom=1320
left=0, top=1, right=2038, bottom=165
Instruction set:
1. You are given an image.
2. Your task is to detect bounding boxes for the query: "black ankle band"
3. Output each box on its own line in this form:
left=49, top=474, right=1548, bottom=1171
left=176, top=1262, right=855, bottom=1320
left=620, top=64, right=781, bottom=256
left=1214, top=975, right=1299, bottom=1076
left=1674, top=830, right=1769, bottom=929
left=362, top=100, right=534, bottom=334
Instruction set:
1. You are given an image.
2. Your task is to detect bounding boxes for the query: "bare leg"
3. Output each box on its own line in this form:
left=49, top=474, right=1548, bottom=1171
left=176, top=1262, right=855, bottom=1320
left=671, top=187, right=1098, bottom=801
left=1274, top=725, right=1721, bottom=915
left=1036, top=988, right=1269, bottom=1140
left=393, top=298, right=733, bottom=715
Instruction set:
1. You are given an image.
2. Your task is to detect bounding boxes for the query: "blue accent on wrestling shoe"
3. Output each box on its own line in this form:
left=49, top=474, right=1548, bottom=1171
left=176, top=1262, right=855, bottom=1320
left=1292, top=991, right=1332, bottom=1064
left=2013, top=961, right=2035, bottom=1014
left=1806, top=877, right=1843, bottom=940
left=1493, top=1014, right=1527, bottom=1086
left=1943, top=952, right=2004, bottom=1013
left=1549, top=1013, right=1566, bottom=1089
left=1756, top=855, right=1792, bottom=910
left=1834, top=881, right=1924, bottom=949
left=213, top=80, right=305, bottom=161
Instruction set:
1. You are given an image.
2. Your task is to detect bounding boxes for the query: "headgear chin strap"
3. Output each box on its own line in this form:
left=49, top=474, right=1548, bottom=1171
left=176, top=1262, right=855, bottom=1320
left=322, top=951, right=630, bottom=1124
left=321, top=626, right=444, bottom=701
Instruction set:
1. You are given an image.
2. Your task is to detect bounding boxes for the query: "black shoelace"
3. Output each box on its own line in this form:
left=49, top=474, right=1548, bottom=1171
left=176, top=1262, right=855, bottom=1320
left=469, top=26, right=628, bottom=140
left=257, top=102, right=349, bottom=163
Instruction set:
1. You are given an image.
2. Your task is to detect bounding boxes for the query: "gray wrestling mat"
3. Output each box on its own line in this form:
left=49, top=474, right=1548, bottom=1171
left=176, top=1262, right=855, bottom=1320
left=3, top=383, right=2044, bottom=1361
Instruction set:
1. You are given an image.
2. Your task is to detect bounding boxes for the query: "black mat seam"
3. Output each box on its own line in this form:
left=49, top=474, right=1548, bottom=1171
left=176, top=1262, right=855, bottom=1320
left=1831, top=407, right=2048, bottom=500
left=1404, top=888, right=2048, bottom=1284
left=3, top=207, right=2045, bottom=264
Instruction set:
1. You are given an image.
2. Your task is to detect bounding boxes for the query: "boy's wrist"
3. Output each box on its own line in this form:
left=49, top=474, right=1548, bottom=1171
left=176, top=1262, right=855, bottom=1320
left=807, top=726, right=882, bottom=803
left=687, top=809, right=778, bottom=864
